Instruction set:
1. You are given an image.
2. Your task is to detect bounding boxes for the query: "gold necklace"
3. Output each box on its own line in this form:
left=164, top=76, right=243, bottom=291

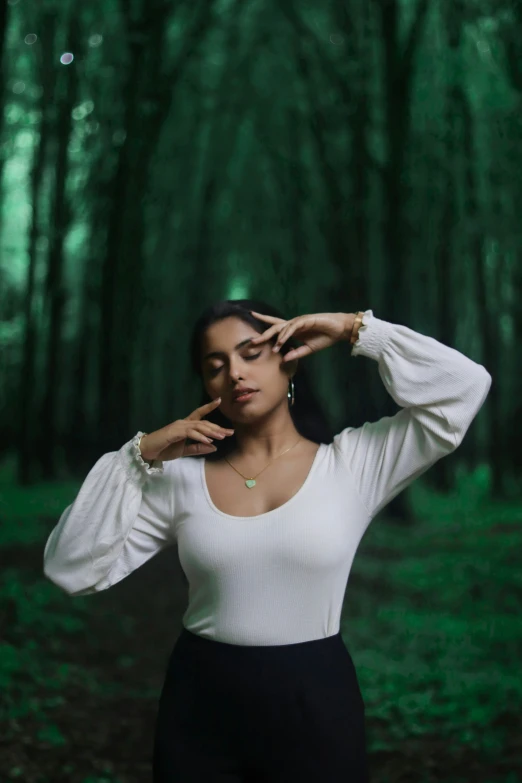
left=223, top=436, right=303, bottom=489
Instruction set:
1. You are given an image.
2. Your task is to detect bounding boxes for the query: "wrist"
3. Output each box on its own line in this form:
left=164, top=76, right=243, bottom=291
left=138, top=434, right=153, bottom=464
left=341, top=313, right=357, bottom=341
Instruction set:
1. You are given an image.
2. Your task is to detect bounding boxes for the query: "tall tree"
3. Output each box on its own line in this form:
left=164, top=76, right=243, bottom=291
left=38, top=11, right=79, bottom=479
left=428, top=0, right=465, bottom=494
left=0, top=0, right=10, bottom=212
left=376, top=0, right=431, bottom=323
left=18, top=11, right=59, bottom=484
left=97, top=0, right=218, bottom=453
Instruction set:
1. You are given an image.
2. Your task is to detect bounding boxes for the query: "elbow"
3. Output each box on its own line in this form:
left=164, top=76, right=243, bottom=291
left=481, top=367, right=492, bottom=396
left=451, top=366, right=492, bottom=449
left=475, top=366, right=493, bottom=415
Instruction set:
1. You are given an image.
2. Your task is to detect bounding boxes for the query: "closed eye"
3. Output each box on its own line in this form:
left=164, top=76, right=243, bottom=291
left=209, top=352, right=262, bottom=376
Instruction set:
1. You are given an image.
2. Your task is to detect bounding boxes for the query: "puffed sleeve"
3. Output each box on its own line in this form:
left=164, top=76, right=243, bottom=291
left=43, top=432, right=176, bottom=596
left=333, top=311, right=492, bottom=520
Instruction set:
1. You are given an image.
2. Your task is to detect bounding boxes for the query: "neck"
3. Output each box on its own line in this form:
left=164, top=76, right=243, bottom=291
left=230, top=409, right=302, bottom=462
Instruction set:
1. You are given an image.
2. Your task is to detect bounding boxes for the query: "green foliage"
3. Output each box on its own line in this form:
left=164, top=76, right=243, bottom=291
left=342, top=466, right=522, bottom=759
left=0, top=568, right=88, bottom=634
left=36, top=721, right=66, bottom=746
left=0, top=462, right=520, bottom=780
left=0, top=457, right=81, bottom=545
left=81, top=777, right=122, bottom=783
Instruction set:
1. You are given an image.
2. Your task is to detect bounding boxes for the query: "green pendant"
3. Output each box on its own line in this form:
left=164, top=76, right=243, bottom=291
left=245, top=479, right=256, bottom=489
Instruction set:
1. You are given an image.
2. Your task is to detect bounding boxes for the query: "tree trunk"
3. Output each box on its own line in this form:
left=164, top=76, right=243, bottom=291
left=64, top=124, right=118, bottom=474
left=377, top=0, right=430, bottom=324
left=374, top=0, right=431, bottom=523
left=460, top=93, right=504, bottom=497
left=38, top=14, right=79, bottom=480
left=0, top=0, right=10, bottom=210
left=17, top=13, right=57, bottom=485
left=97, top=0, right=217, bottom=454
left=427, top=0, right=463, bottom=495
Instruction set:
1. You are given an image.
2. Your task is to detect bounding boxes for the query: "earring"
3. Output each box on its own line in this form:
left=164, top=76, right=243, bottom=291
left=287, top=377, right=295, bottom=407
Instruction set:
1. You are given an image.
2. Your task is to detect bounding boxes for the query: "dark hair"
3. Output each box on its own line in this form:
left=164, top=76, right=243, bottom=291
left=188, top=298, right=336, bottom=461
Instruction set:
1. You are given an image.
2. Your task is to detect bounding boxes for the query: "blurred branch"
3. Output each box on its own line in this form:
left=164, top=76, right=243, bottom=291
left=0, top=0, right=8, bottom=82
left=402, top=0, right=431, bottom=78
left=117, top=0, right=218, bottom=96
left=503, top=0, right=522, bottom=93
left=279, top=0, right=356, bottom=112
left=279, top=0, right=385, bottom=179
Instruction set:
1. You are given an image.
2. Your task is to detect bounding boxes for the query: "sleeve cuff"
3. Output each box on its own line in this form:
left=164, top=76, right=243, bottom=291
left=351, top=310, right=395, bottom=360
left=118, top=432, right=164, bottom=483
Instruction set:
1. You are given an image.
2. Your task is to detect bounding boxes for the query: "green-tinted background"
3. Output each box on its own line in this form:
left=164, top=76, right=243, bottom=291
left=1, top=0, right=521, bottom=781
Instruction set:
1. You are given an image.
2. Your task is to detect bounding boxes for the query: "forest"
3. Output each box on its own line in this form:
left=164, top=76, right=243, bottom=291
left=0, top=0, right=521, bottom=781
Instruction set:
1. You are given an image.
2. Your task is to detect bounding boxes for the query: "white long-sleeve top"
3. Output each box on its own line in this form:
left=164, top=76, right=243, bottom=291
left=43, top=310, right=491, bottom=646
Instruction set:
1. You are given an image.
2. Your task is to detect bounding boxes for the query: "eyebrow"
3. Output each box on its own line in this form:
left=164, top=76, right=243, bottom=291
left=203, top=338, right=256, bottom=362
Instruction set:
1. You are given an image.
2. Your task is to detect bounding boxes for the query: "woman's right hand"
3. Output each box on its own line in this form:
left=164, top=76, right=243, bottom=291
left=139, top=398, right=234, bottom=462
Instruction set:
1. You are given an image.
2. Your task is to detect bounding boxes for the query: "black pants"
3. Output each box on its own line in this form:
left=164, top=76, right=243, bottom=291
left=153, top=627, right=369, bottom=782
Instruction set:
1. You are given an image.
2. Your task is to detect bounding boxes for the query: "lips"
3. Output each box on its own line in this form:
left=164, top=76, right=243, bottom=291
left=232, top=389, right=258, bottom=401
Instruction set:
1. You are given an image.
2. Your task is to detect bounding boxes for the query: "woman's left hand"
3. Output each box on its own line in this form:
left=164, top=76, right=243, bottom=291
left=248, top=311, right=352, bottom=362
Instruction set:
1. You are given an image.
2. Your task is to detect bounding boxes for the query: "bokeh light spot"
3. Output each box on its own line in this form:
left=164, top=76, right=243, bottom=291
left=24, top=34, right=38, bottom=45
left=60, top=53, right=74, bottom=65
left=329, top=34, right=344, bottom=45
left=112, top=129, right=127, bottom=145
left=88, top=34, right=103, bottom=48
left=12, top=81, right=26, bottom=94
left=71, top=101, right=94, bottom=121
left=17, top=130, right=34, bottom=148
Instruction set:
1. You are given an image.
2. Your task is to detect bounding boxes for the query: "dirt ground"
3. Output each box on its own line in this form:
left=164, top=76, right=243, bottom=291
left=1, top=540, right=188, bottom=783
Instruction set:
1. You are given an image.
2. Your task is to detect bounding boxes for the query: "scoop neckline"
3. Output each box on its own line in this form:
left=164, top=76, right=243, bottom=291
left=200, top=442, right=324, bottom=520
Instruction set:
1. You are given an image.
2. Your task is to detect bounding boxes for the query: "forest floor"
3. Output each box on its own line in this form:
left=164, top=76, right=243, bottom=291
left=1, top=457, right=521, bottom=783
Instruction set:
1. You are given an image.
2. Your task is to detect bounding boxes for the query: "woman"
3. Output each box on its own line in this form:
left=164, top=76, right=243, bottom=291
left=43, top=300, right=492, bottom=783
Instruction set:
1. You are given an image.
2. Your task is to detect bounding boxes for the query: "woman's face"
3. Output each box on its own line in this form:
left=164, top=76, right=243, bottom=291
left=200, top=316, right=296, bottom=422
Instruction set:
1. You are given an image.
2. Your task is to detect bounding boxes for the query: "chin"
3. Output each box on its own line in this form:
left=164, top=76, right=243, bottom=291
left=225, top=403, right=262, bottom=420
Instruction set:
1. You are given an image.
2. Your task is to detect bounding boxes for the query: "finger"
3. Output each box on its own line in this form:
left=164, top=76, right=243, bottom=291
left=249, top=311, right=285, bottom=324
left=274, top=315, right=313, bottom=352
left=187, top=427, right=214, bottom=445
left=198, top=421, right=234, bottom=439
left=250, top=323, right=285, bottom=345
left=282, top=346, right=311, bottom=362
left=201, top=397, right=222, bottom=409
left=188, top=397, right=221, bottom=420
left=185, top=443, right=217, bottom=455
left=272, top=322, right=299, bottom=352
